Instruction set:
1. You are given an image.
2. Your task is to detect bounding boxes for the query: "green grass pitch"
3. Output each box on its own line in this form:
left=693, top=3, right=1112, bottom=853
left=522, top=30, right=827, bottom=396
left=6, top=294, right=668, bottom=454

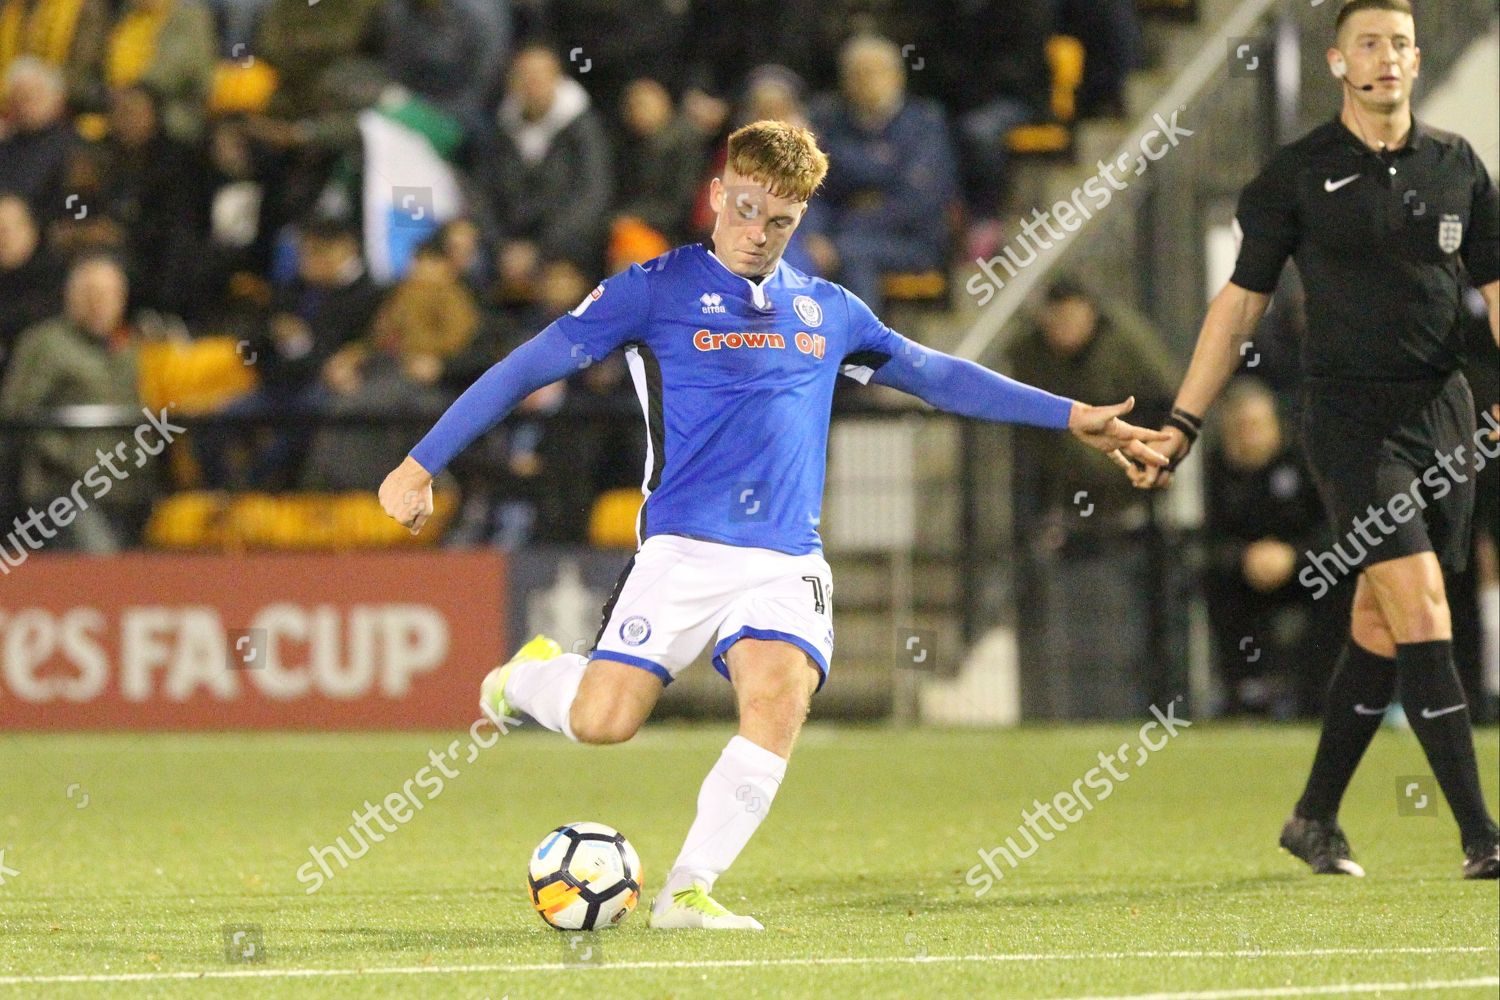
left=1, top=724, right=1496, bottom=998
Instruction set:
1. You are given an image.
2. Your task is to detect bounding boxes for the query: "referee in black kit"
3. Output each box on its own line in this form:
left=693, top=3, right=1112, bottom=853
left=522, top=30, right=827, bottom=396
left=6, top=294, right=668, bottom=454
left=1131, top=0, right=1499, bottom=878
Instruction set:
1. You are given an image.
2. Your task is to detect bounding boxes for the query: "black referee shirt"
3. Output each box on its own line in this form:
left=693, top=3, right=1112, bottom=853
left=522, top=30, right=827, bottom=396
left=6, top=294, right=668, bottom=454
left=1231, top=117, right=1500, bottom=382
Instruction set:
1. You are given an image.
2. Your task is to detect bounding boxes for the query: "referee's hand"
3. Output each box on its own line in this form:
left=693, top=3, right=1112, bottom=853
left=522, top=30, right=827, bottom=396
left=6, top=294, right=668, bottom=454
left=1125, top=425, right=1191, bottom=491
left=1067, top=398, right=1173, bottom=471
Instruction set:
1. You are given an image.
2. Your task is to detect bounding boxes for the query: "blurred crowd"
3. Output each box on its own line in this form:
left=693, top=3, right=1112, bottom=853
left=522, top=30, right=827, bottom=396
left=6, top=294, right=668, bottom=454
left=0, top=0, right=1145, bottom=551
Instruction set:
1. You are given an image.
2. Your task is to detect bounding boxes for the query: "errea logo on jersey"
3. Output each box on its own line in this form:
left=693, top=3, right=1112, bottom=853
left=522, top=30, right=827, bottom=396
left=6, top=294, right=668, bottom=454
left=699, top=292, right=727, bottom=314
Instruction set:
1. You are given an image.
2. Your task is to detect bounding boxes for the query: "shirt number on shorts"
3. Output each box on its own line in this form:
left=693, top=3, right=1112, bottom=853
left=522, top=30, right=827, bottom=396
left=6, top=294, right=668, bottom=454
left=802, top=575, right=827, bottom=615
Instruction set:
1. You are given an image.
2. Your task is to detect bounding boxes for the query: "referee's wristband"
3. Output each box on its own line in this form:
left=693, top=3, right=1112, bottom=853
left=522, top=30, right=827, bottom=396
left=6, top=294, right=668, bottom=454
left=1170, top=406, right=1202, bottom=431
left=1165, top=413, right=1201, bottom=445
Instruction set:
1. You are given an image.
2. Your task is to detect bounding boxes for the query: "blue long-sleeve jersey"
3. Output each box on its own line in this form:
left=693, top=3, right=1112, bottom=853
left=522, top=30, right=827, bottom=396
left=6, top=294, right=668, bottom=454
left=410, top=244, right=1074, bottom=555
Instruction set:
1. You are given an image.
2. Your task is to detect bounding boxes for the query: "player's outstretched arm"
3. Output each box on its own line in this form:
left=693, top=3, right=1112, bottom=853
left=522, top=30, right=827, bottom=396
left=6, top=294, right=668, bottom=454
left=377, top=325, right=586, bottom=533
left=865, top=339, right=1172, bottom=469
left=1129, top=282, right=1271, bottom=491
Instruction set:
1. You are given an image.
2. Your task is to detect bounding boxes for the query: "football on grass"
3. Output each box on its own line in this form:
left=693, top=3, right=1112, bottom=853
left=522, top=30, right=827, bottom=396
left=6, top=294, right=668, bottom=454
left=527, top=822, right=642, bottom=930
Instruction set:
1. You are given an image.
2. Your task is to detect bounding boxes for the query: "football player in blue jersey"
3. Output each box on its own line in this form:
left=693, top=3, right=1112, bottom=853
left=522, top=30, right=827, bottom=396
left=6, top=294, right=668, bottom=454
left=379, top=121, right=1171, bottom=928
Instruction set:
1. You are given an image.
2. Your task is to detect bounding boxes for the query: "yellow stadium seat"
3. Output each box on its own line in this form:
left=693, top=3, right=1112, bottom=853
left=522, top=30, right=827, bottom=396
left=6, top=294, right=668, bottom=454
left=880, top=270, right=949, bottom=303
left=210, top=60, right=278, bottom=116
left=1005, top=36, right=1086, bottom=157
left=138, top=336, right=259, bottom=416
left=1048, top=35, right=1086, bottom=123
left=146, top=491, right=458, bottom=551
left=588, top=488, right=644, bottom=549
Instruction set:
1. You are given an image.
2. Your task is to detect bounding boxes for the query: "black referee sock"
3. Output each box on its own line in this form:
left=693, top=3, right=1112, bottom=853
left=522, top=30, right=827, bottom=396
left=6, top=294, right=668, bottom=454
left=1396, top=640, right=1500, bottom=847
left=1295, top=640, right=1397, bottom=823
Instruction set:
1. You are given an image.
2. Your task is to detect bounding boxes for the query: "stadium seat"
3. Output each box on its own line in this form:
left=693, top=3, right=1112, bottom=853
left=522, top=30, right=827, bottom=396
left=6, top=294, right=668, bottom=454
left=588, top=488, right=644, bottom=549
left=1005, top=35, right=1085, bottom=157
left=145, top=491, right=458, bottom=551
left=209, top=59, right=278, bottom=116
left=879, top=201, right=967, bottom=309
left=138, top=336, right=259, bottom=416
left=880, top=270, right=948, bottom=303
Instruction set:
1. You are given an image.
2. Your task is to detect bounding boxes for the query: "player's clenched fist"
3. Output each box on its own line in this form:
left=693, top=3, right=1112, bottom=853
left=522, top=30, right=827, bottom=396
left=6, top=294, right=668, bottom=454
left=379, top=456, right=435, bottom=534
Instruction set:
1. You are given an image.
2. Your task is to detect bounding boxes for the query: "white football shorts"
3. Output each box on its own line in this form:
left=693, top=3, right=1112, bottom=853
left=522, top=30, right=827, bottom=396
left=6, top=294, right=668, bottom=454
left=589, top=534, right=834, bottom=690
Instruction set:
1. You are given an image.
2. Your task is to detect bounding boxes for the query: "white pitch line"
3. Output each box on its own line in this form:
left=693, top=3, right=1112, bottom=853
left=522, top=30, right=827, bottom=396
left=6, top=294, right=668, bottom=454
left=0, top=946, right=1493, bottom=986
left=1052, top=979, right=1499, bottom=1000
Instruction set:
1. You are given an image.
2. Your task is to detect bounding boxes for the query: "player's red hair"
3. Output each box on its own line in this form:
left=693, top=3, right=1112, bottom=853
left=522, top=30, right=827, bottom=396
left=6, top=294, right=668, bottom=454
left=725, top=120, right=829, bottom=204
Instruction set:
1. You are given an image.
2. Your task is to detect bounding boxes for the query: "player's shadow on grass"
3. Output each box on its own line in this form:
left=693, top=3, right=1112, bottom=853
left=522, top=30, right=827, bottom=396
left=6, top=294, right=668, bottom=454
left=963, top=873, right=1303, bottom=910
left=807, top=873, right=1304, bottom=914
left=304, top=925, right=578, bottom=954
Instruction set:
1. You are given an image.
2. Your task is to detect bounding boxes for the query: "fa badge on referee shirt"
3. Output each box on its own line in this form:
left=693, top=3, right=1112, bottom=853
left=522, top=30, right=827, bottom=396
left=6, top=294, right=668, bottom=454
left=1438, top=214, right=1463, bottom=254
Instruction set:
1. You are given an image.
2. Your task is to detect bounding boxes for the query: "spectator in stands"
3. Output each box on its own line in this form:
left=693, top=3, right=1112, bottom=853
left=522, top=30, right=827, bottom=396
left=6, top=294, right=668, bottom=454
left=0, top=192, right=60, bottom=380
left=739, top=64, right=809, bottom=130
left=0, top=0, right=107, bottom=106
left=915, top=1, right=1051, bottom=237
left=473, top=44, right=612, bottom=291
left=1007, top=277, right=1177, bottom=719
left=678, top=1, right=820, bottom=135
left=0, top=57, right=75, bottom=223
left=1009, top=278, right=1177, bottom=526
left=212, top=0, right=272, bottom=57
left=305, top=242, right=479, bottom=490
left=0, top=255, right=153, bottom=551
left=612, top=78, right=707, bottom=261
left=519, top=0, right=689, bottom=122
left=1052, top=0, right=1143, bottom=120
left=448, top=256, right=603, bottom=547
left=321, top=242, right=480, bottom=402
left=1203, top=379, right=1337, bottom=718
left=168, top=115, right=265, bottom=323
left=803, top=35, right=957, bottom=314
left=197, top=217, right=382, bottom=488
left=562, top=349, right=647, bottom=525
left=433, top=216, right=488, bottom=298
left=253, top=0, right=384, bottom=122
left=382, top=0, right=495, bottom=127
left=103, top=0, right=217, bottom=143
left=51, top=83, right=202, bottom=313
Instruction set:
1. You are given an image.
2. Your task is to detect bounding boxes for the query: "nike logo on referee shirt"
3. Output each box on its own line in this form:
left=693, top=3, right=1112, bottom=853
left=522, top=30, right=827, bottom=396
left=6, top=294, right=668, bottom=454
left=1353, top=704, right=1388, bottom=716
left=1420, top=704, right=1466, bottom=719
left=1324, top=174, right=1360, bottom=192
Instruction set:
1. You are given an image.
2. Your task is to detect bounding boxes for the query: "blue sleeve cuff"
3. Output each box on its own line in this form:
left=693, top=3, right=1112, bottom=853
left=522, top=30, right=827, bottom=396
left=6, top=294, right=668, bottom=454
left=409, top=324, right=584, bottom=475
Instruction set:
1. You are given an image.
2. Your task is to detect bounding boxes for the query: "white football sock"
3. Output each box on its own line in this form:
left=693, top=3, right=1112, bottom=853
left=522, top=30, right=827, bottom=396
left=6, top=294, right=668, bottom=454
left=1481, top=583, right=1499, bottom=697
left=503, top=654, right=588, bottom=741
left=660, top=735, right=788, bottom=899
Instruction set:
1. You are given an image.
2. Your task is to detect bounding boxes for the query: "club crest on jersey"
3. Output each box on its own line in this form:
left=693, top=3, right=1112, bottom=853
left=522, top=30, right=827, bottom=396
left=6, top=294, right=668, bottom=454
left=1438, top=214, right=1463, bottom=254
left=570, top=284, right=605, bottom=317
left=619, top=615, right=652, bottom=647
left=792, top=295, right=823, bottom=327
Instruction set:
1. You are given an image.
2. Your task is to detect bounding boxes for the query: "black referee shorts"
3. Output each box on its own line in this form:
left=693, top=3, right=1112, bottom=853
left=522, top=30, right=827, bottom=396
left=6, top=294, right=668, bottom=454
left=1300, top=371, right=1479, bottom=575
